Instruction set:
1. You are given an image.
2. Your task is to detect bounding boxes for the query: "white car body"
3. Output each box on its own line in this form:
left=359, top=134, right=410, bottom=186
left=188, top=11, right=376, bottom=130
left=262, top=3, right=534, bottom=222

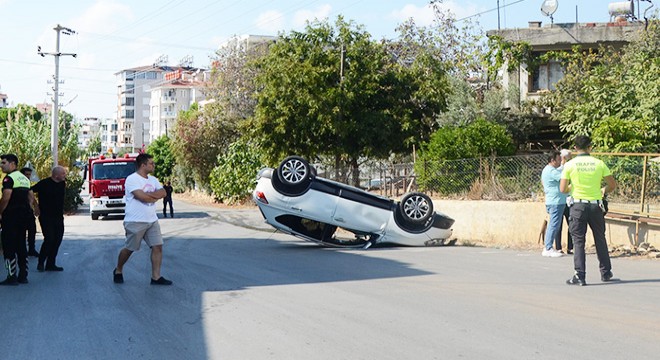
left=253, top=157, right=454, bottom=248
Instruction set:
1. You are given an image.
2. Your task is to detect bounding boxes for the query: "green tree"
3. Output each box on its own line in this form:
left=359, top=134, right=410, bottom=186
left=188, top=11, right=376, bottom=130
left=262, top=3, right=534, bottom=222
left=171, top=102, right=239, bottom=190
left=0, top=104, right=83, bottom=212
left=86, top=134, right=102, bottom=157
left=209, top=140, right=264, bottom=204
left=545, top=20, right=660, bottom=151
left=146, top=134, right=175, bottom=182
left=250, top=16, right=449, bottom=185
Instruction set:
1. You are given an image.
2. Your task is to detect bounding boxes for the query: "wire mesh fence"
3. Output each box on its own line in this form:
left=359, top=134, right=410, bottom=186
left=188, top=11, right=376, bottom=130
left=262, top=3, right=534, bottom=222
left=314, top=153, right=660, bottom=217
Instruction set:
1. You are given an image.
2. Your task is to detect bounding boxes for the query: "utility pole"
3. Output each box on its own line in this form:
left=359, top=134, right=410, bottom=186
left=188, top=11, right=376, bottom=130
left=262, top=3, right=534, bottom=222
left=38, top=24, right=76, bottom=167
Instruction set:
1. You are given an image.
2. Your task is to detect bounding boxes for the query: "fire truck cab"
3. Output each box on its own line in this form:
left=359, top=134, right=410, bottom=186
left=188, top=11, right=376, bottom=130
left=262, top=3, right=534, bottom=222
left=88, top=153, right=137, bottom=220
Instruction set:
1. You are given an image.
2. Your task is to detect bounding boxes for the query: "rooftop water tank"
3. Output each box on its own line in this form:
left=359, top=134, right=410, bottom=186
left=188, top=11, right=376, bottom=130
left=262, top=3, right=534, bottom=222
left=608, top=1, right=634, bottom=17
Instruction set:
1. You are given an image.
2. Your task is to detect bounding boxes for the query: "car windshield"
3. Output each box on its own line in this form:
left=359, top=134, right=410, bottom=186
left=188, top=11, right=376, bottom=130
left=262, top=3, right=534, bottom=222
left=92, top=162, right=135, bottom=180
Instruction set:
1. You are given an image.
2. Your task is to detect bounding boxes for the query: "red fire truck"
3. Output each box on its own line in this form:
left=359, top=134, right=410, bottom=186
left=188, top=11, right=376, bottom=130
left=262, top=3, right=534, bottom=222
left=87, top=154, right=137, bottom=220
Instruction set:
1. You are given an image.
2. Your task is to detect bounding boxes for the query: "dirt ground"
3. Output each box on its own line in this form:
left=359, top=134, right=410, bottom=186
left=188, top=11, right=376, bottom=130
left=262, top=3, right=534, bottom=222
left=173, top=191, right=256, bottom=210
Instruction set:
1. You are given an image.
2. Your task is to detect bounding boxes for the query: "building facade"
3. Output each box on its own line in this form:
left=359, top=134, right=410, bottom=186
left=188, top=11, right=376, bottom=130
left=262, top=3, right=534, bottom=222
left=148, top=68, right=207, bottom=142
left=486, top=19, right=644, bottom=148
left=78, top=117, right=101, bottom=150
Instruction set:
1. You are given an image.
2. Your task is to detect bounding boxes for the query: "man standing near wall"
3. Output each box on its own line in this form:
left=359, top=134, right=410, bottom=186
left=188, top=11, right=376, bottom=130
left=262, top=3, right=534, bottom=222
left=560, top=135, right=617, bottom=286
left=541, top=150, right=566, bottom=258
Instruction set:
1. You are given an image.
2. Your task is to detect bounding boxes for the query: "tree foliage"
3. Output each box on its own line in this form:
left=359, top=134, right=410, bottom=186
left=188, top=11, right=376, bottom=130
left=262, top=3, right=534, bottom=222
left=0, top=104, right=83, bottom=212
left=544, top=20, right=660, bottom=151
left=419, top=118, right=515, bottom=161
left=249, top=16, right=449, bottom=185
left=86, top=133, right=102, bottom=157
left=171, top=102, right=239, bottom=190
left=146, top=134, right=175, bottom=182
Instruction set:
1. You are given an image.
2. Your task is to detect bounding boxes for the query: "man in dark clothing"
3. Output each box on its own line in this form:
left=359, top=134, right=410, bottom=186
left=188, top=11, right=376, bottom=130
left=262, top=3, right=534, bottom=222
left=0, top=154, right=37, bottom=285
left=20, top=167, right=39, bottom=257
left=163, top=181, right=173, bottom=218
left=31, top=166, right=67, bottom=272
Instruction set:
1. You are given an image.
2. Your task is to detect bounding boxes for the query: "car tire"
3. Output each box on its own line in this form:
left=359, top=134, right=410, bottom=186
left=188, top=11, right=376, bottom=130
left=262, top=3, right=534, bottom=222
left=91, top=213, right=99, bottom=220
left=398, top=192, right=434, bottom=226
left=274, top=156, right=314, bottom=196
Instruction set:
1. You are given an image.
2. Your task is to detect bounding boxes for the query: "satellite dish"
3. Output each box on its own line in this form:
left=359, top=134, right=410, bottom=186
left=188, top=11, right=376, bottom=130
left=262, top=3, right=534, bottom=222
left=541, top=0, right=558, bottom=24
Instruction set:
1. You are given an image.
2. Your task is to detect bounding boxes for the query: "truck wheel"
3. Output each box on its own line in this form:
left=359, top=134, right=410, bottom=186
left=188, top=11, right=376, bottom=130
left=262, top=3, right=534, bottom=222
left=91, top=213, right=99, bottom=220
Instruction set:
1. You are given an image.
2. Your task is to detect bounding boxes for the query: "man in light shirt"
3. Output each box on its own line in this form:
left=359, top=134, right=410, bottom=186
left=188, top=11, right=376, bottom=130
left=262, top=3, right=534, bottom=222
left=540, top=150, right=566, bottom=258
left=113, top=153, right=172, bottom=285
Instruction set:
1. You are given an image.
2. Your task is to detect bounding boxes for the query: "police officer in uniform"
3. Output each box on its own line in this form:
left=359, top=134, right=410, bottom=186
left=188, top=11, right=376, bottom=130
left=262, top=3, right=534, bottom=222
left=559, top=136, right=617, bottom=286
left=0, top=154, right=38, bottom=285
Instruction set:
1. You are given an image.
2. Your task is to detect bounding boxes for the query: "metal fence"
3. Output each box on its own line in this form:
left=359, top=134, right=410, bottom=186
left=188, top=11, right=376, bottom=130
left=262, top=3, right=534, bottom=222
left=315, top=153, right=660, bottom=216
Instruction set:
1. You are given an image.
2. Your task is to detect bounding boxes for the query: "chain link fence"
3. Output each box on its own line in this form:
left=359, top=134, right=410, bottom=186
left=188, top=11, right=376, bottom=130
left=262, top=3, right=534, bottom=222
left=314, top=153, right=660, bottom=216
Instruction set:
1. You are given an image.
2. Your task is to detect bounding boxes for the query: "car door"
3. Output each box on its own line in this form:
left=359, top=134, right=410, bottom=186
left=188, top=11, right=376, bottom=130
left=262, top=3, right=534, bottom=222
left=332, top=188, right=392, bottom=233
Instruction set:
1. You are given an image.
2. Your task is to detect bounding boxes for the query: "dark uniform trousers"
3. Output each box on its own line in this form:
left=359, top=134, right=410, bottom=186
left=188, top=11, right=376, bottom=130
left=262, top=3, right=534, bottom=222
left=1, top=208, right=31, bottom=278
left=568, top=203, right=611, bottom=279
left=39, top=215, right=65, bottom=267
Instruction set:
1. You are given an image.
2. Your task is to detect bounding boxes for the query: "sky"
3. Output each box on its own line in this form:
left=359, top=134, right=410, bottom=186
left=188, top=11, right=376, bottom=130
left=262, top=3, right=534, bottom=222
left=0, top=0, right=621, bottom=120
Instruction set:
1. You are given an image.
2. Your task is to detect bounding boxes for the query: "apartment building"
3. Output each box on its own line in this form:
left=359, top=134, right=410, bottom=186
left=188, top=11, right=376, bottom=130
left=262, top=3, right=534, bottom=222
left=149, top=68, right=207, bottom=142
left=99, top=117, right=120, bottom=154
left=78, top=117, right=101, bottom=149
left=0, top=92, right=7, bottom=109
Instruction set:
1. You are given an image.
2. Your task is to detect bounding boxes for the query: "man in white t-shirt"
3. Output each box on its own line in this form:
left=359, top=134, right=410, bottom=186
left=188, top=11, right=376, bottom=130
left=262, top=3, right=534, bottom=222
left=113, top=153, right=172, bottom=285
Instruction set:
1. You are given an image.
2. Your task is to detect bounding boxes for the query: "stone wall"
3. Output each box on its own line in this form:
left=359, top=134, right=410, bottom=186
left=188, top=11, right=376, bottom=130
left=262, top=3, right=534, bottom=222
left=435, top=199, right=660, bottom=249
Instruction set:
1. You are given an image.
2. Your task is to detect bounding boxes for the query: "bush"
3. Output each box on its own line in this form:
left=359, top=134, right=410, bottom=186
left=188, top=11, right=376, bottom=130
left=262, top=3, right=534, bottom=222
left=209, top=141, right=264, bottom=204
left=64, top=170, right=84, bottom=213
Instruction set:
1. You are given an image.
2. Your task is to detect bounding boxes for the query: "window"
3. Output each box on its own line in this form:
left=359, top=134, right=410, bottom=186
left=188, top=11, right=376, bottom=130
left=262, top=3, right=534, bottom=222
left=111, top=135, right=118, bottom=142
left=530, top=61, right=564, bottom=92
left=111, top=124, right=118, bottom=131
left=124, top=110, right=134, bottom=119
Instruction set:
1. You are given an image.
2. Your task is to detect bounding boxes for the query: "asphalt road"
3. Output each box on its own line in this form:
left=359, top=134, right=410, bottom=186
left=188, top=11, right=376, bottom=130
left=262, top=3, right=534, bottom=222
left=1, top=198, right=659, bottom=360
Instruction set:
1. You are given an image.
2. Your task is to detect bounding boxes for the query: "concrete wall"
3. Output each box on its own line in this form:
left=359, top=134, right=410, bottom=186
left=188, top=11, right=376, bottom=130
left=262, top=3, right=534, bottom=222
left=435, top=199, right=660, bottom=249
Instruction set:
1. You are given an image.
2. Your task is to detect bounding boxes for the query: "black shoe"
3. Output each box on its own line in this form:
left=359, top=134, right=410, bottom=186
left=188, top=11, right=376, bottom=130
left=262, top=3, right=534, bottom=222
left=0, top=276, right=19, bottom=286
left=28, top=249, right=40, bottom=257
left=45, top=265, right=64, bottom=272
left=150, top=276, right=173, bottom=285
left=37, top=262, right=45, bottom=272
left=17, top=277, right=28, bottom=284
left=113, top=269, right=124, bottom=284
left=567, top=249, right=573, bottom=254
left=566, top=274, right=587, bottom=286
left=601, top=271, right=614, bottom=282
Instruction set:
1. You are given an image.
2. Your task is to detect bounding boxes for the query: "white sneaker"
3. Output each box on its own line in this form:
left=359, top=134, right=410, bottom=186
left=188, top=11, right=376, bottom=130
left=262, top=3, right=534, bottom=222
left=542, top=249, right=564, bottom=257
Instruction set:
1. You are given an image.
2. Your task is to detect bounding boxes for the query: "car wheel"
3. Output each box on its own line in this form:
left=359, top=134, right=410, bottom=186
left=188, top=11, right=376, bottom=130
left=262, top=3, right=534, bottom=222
left=274, top=156, right=313, bottom=196
left=91, top=213, right=99, bottom=220
left=398, top=192, right=434, bottom=225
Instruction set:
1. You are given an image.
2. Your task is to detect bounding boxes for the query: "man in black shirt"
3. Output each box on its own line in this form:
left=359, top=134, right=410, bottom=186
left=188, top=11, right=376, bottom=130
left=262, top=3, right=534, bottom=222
left=31, top=166, right=67, bottom=272
left=0, top=154, right=37, bottom=285
left=163, top=181, right=173, bottom=218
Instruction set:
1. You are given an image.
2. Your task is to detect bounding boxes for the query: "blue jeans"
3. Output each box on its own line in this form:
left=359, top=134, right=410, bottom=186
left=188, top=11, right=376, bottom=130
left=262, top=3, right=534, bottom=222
left=545, top=204, right=566, bottom=250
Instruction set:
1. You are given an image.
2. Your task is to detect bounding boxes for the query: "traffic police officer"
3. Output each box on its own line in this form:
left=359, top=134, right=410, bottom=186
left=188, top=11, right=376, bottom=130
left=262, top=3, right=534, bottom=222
left=559, top=136, right=617, bottom=286
left=0, top=154, right=38, bottom=285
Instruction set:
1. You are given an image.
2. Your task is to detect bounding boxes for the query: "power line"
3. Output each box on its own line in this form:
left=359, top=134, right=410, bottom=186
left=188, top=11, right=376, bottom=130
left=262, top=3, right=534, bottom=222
left=456, top=0, right=527, bottom=22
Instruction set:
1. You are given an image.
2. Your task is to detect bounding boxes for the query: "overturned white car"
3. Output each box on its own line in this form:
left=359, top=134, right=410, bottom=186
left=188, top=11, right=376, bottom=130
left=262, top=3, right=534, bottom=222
left=253, top=156, right=454, bottom=248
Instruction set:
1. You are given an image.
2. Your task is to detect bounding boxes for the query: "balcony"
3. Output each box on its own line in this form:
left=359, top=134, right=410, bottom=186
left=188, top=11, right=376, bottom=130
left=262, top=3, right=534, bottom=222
left=161, top=96, right=176, bottom=103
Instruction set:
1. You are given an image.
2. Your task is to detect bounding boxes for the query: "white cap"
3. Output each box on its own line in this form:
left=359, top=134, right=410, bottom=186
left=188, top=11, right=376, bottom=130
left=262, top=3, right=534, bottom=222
left=560, top=149, right=571, bottom=157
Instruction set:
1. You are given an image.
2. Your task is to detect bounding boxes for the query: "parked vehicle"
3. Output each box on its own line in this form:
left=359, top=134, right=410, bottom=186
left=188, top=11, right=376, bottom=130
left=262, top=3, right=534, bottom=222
left=253, top=156, right=454, bottom=248
left=88, top=154, right=137, bottom=220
